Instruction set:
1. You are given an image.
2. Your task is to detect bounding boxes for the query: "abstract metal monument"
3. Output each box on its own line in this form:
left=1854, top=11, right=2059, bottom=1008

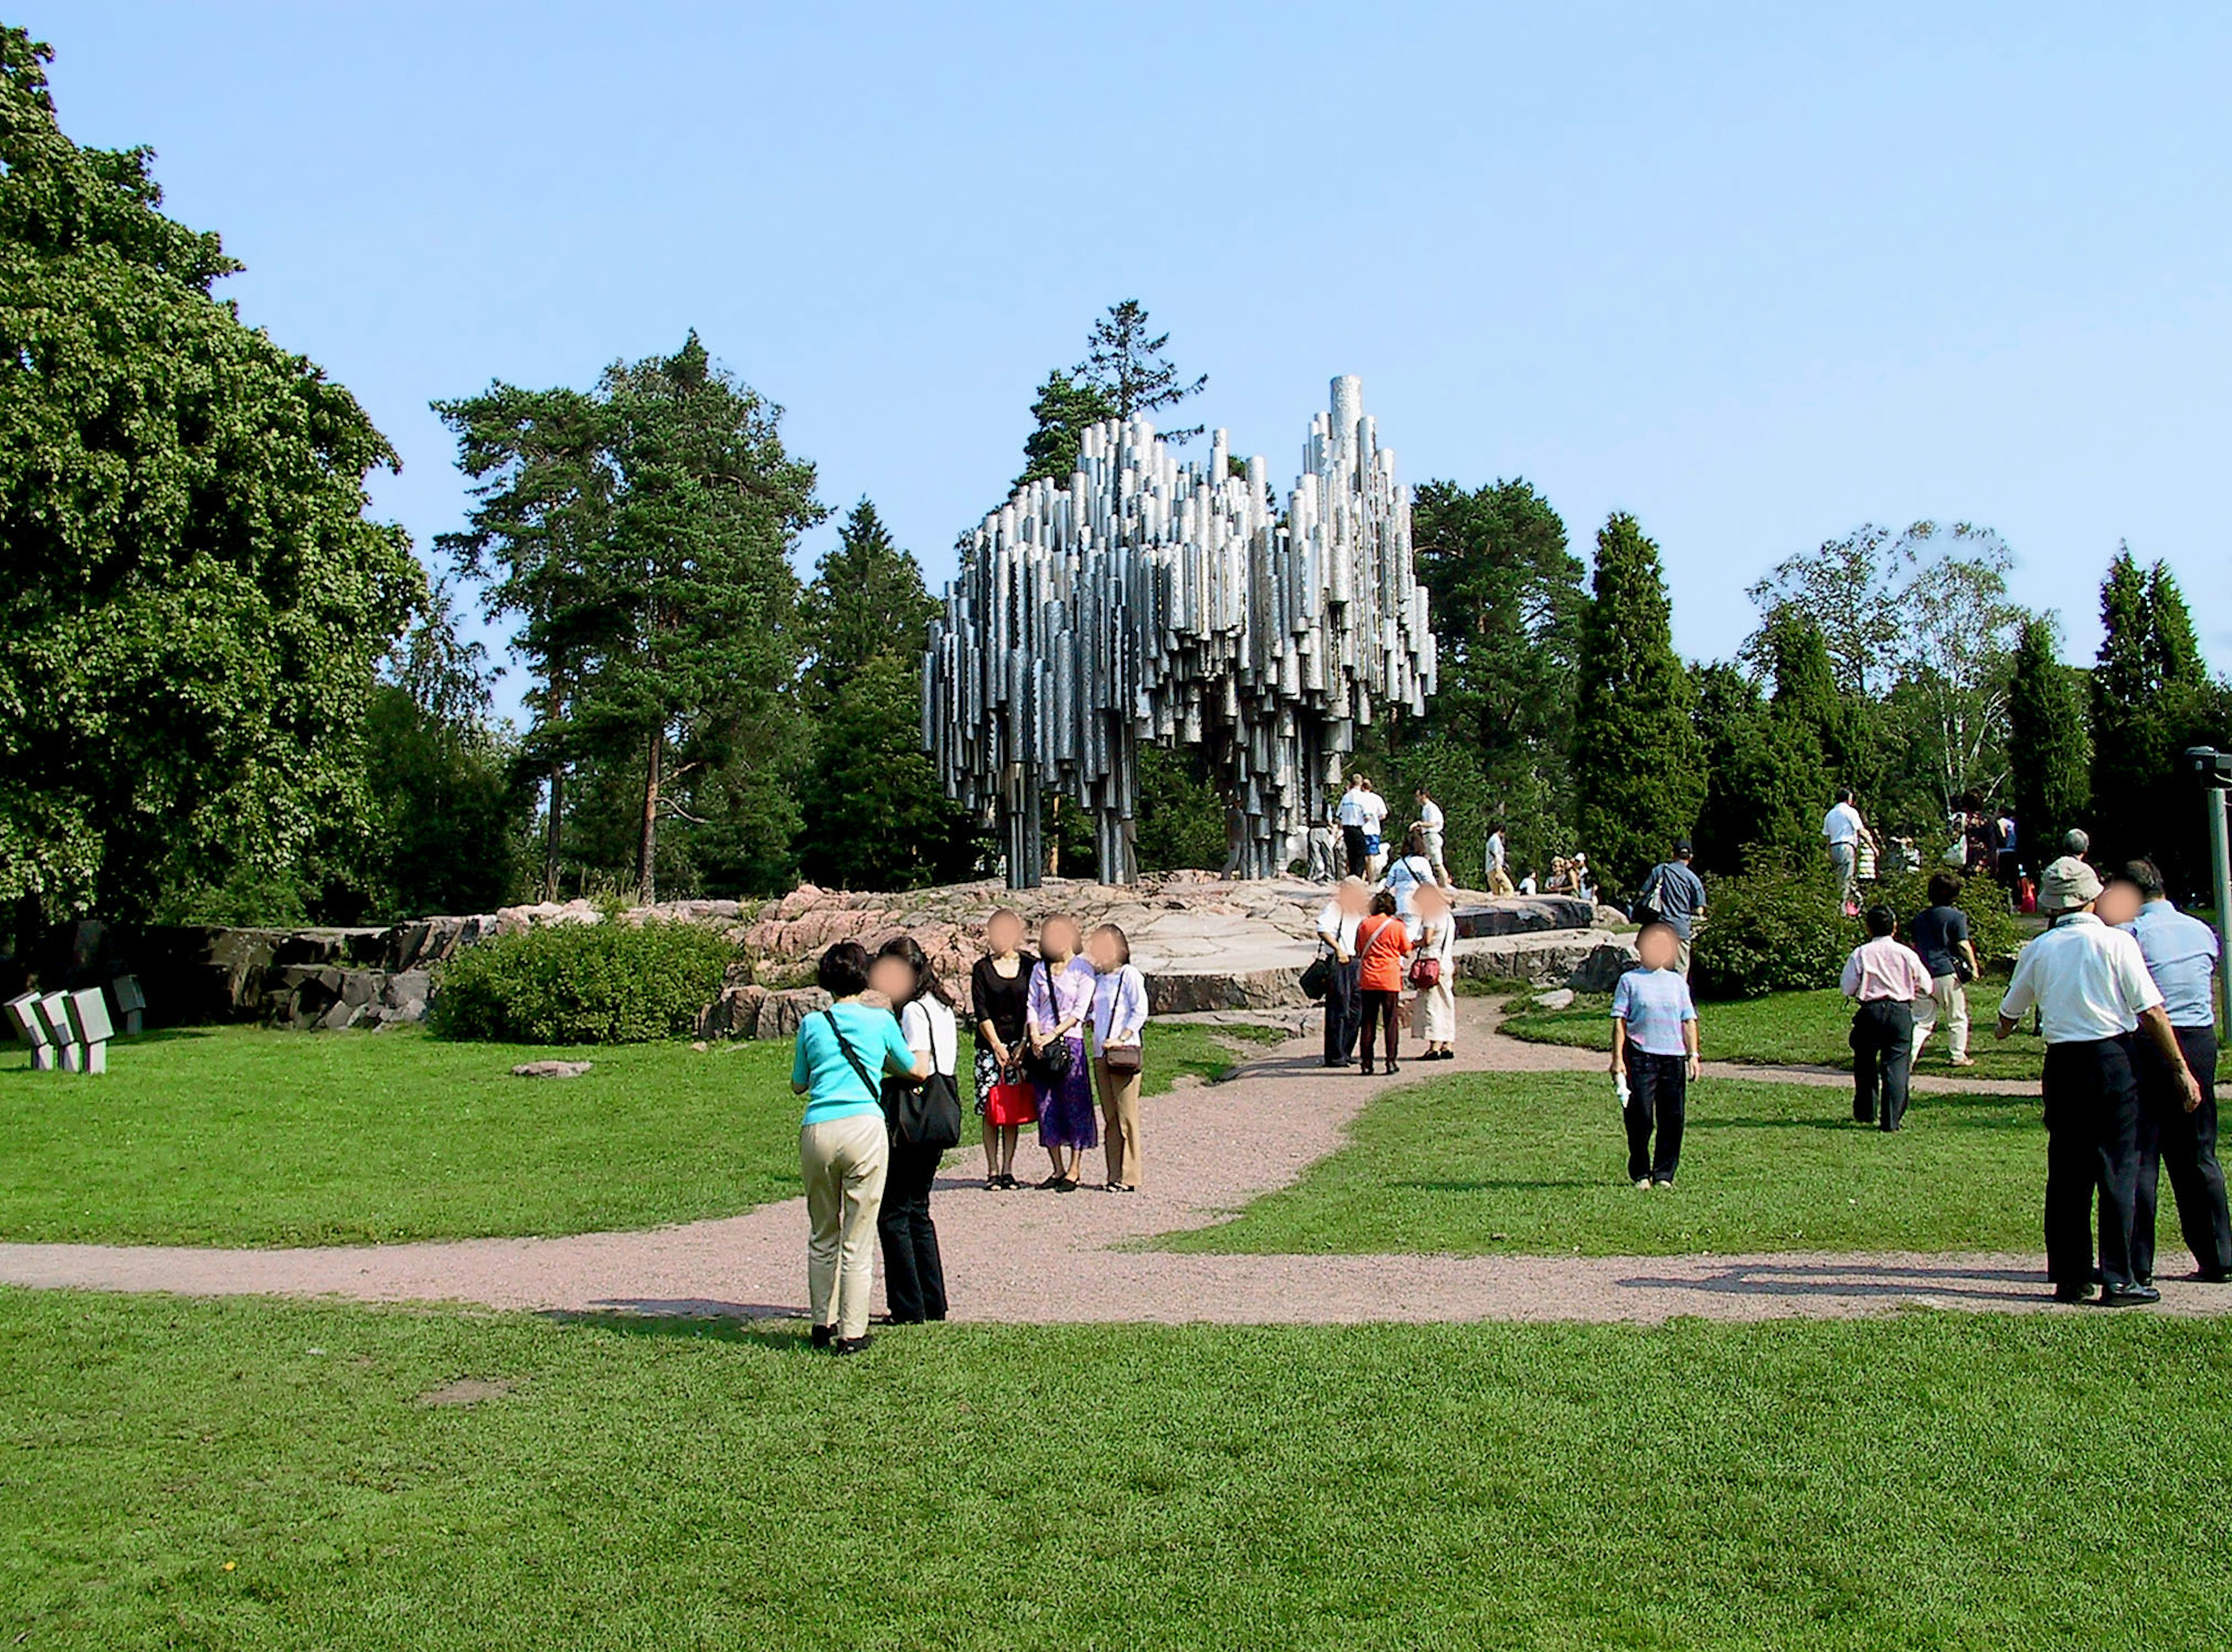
left=923, top=376, right=1435, bottom=888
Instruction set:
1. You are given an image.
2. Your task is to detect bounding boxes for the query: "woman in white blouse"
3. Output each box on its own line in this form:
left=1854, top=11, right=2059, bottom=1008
left=1410, top=883, right=1458, bottom=1060
left=1086, top=923, right=1149, bottom=1193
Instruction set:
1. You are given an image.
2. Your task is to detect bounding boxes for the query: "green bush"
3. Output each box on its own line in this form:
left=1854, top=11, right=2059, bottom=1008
left=430, top=920, right=739, bottom=1045
left=1690, top=864, right=1854, bottom=1000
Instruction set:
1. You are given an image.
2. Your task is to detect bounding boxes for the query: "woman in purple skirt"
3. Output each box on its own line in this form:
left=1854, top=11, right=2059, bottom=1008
left=1026, top=914, right=1099, bottom=1191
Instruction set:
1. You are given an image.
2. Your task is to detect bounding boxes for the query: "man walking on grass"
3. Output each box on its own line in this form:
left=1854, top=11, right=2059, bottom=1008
left=1997, top=856, right=2203, bottom=1306
left=2109, top=859, right=2231, bottom=1285
left=1841, top=904, right=1933, bottom=1132
left=1635, top=838, right=1707, bottom=975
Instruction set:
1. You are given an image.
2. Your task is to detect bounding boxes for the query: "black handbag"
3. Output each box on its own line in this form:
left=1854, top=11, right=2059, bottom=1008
left=1300, top=955, right=1332, bottom=1001
left=825, top=1009, right=962, bottom=1153
left=1024, top=1034, right=1074, bottom=1084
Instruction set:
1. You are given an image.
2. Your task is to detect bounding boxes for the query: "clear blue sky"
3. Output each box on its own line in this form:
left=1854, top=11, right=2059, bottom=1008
left=28, top=2, right=2232, bottom=718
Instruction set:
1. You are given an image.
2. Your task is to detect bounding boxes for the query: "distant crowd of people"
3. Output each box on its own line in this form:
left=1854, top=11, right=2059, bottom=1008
left=789, top=913, right=1150, bottom=1353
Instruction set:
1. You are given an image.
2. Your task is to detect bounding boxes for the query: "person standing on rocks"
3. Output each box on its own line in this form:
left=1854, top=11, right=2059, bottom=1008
left=1484, top=823, right=1515, bottom=897
left=1995, top=855, right=2201, bottom=1306
left=2108, top=859, right=2231, bottom=1285
left=791, top=941, right=927, bottom=1354
left=1318, top=877, right=1368, bottom=1068
left=1413, top=785, right=1450, bottom=887
left=1610, top=922, right=1701, bottom=1190
left=969, top=909, right=1038, bottom=1192
left=870, top=937, right=957, bottom=1326
left=1088, top=924, right=1149, bottom=1192
left=1839, top=904, right=1933, bottom=1132
left=1025, top=914, right=1098, bottom=1192
left=1336, top=774, right=1373, bottom=879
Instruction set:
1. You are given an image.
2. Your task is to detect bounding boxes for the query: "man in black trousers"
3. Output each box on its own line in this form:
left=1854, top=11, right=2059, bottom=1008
left=1317, top=877, right=1367, bottom=1068
left=2106, top=860, right=2231, bottom=1284
left=1998, top=857, right=2204, bottom=1306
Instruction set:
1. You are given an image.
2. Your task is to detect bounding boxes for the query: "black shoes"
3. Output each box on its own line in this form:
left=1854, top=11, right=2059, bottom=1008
left=2052, top=1283, right=2094, bottom=1304
left=810, top=1324, right=837, bottom=1348
left=2096, top=1283, right=2161, bottom=1308
left=831, top=1335, right=874, bottom=1355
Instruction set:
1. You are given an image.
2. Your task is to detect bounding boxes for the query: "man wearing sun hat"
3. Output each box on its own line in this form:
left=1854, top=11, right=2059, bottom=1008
left=1998, top=854, right=2204, bottom=1306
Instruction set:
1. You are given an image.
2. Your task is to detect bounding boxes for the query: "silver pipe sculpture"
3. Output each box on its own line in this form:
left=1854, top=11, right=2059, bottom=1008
left=925, top=376, right=1436, bottom=888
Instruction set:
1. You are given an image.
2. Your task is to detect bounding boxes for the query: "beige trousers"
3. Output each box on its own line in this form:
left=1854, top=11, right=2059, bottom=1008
left=1096, top=1055, right=1143, bottom=1188
left=800, top=1112, right=889, bottom=1340
left=1911, top=972, right=1970, bottom=1061
left=1487, top=866, right=1515, bottom=897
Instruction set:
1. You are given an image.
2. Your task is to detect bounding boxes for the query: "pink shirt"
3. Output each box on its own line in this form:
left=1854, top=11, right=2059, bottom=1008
left=1840, top=936, right=1934, bottom=1003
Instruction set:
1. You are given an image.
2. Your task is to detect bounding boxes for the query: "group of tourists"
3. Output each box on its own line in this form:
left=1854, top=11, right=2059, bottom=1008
left=788, top=913, right=1151, bottom=1353
left=1314, top=875, right=1458, bottom=1071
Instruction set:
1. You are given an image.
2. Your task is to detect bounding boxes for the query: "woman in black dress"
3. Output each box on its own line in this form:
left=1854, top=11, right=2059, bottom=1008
left=969, top=908, right=1038, bottom=1190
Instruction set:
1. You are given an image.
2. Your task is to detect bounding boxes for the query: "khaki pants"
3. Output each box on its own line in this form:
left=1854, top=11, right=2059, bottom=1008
left=1911, top=972, right=1970, bottom=1062
left=1675, top=936, right=1692, bottom=976
left=1487, top=866, right=1515, bottom=897
left=1096, top=1055, right=1143, bottom=1189
left=800, top=1113, right=889, bottom=1340
left=1421, top=827, right=1447, bottom=884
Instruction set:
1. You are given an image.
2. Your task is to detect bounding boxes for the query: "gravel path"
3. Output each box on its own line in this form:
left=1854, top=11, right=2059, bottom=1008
left=6, top=999, right=2229, bottom=1325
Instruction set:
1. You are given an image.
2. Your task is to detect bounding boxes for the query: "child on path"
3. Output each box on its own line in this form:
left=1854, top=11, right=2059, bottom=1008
left=1610, top=923, right=1701, bottom=1189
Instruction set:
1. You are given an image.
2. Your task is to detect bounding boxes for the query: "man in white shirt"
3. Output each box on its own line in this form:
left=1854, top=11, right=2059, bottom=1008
left=1412, top=786, right=1449, bottom=886
left=1484, top=823, right=1515, bottom=897
left=1316, top=877, right=1368, bottom=1068
left=1822, top=788, right=1867, bottom=910
left=1998, top=856, right=2203, bottom=1306
left=1335, top=775, right=1372, bottom=879
left=1356, top=781, right=1390, bottom=879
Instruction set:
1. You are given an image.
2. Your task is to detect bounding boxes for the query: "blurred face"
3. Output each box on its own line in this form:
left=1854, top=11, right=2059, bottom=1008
left=867, top=954, right=914, bottom=1003
left=1414, top=885, right=1446, bottom=917
left=1339, top=882, right=1368, bottom=914
left=986, top=911, right=1024, bottom=956
left=1040, top=916, right=1078, bottom=960
left=1636, top=925, right=1679, bottom=971
left=1085, top=930, right=1121, bottom=972
left=2097, top=881, right=2143, bottom=927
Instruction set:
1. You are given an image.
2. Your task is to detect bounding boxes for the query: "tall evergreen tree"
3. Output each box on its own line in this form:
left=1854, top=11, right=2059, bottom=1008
left=2094, top=551, right=2227, bottom=892
left=796, top=500, right=981, bottom=890
left=1015, top=369, right=1115, bottom=489
left=1572, top=513, right=1706, bottom=895
left=1693, top=664, right=1827, bottom=873
left=1408, top=478, right=1586, bottom=875
left=2005, top=614, right=2090, bottom=861
left=1075, top=299, right=1206, bottom=437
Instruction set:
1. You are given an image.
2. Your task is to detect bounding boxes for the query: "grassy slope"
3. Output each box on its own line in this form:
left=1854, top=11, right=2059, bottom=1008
left=1502, top=982, right=2044, bottom=1082
left=0, top=1023, right=1258, bottom=1249
left=5, top=1290, right=2231, bottom=1650
left=1164, top=1071, right=2047, bottom=1256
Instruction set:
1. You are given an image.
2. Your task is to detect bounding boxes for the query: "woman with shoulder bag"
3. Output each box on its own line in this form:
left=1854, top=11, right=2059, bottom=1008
left=1026, top=914, right=1098, bottom=1190
left=970, top=909, right=1039, bottom=1190
left=791, top=942, right=927, bottom=1354
left=870, top=937, right=961, bottom=1326
left=1087, top=924, right=1150, bottom=1192
left=1355, top=891, right=1414, bottom=1075
left=1410, top=882, right=1457, bottom=1061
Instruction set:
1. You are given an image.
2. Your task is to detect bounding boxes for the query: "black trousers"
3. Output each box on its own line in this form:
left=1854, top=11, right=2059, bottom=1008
left=1359, top=988, right=1401, bottom=1070
left=1850, top=999, right=1915, bottom=1131
left=877, top=1136, right=947, bottom=1323
left=1624, top=1052, right=1687, bottom=1183
left=1322, top=954, right=1362, bottom=1064
left=2041, top=1036, right=2142, bottom=1292
left=1342, top=824, right=1369, bottom=878
left=2134, top=1025, right=2231, bottom=1281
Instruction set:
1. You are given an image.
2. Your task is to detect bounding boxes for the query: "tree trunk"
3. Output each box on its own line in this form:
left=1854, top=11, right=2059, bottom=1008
left=542, top=761, right=566, bottom=903
left=636, top=728, right=663, bottom=904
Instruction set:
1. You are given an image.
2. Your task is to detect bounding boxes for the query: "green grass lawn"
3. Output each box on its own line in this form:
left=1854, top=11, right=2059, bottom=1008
left=5, top=1289, right=2231, bottom=1650
left=1165, top=1070, right=2049, bottom=1257
left=1503, top=982, right=2046, bottom=1082
left=0, top=1022, right=1261, bottom=1249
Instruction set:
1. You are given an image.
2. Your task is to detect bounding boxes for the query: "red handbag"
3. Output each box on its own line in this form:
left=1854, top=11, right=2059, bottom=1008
left=1408, top=955, right=1442, bottom=989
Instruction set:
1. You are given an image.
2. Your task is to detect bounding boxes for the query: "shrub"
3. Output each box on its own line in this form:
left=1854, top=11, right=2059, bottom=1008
left=430, top=920, right=739, bottom=1045
left=1870, top=867, right=2025, bottom=971
left=1690, top=864, right=1854, bottom=1000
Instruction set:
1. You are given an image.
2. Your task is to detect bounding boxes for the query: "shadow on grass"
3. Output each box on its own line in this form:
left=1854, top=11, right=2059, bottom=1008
left=1390, top=1178, right=1603, bottom=1193
left=548, top=1303, right=814, bottom=1349
left=1615, top=1258, right=2049, bottom=1308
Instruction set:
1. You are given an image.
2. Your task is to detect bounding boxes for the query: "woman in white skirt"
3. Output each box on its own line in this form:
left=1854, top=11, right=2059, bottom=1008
left=1410, top=883, right=1458, bottom=1060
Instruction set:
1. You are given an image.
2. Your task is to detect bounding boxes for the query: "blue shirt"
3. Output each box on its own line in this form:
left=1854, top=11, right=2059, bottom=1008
left=1640, top=861, right=1707, bottom=940
left=2123, top=900, right=2220, bottom=1029
left=792, top=1003, right=915, bottom=1126
left=1611, top=967, right=1697, bottom=1057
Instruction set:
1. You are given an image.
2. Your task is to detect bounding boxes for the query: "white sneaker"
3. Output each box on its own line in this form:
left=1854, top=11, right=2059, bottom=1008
left=1634, top=1178, right=1653, bottom=1192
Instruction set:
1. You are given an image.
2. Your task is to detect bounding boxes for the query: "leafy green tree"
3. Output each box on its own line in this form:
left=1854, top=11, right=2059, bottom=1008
left=1571, top=514, right=1706, bottom=895
left=1408, top=478, right=1586, bottom=876
left=796, top=500, right=981, bottom=890
left=1133, top=746, right=1231, bottom=874
left=1015, top=369, right=1114, bottom=489
left=1075, top=299, right=1206, bottom=435
left=2005, top=614, right=2090, bottom=862
left=1693, top=663, right=1829, bottom=874
left=0, top=27, right=422, bottom=921
left=2092, top=549, right=2226, bottom=892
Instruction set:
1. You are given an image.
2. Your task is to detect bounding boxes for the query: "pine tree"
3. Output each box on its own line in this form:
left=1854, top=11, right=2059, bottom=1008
left=2005, top=614, right=2090, bottom=862
left=1015, top=369, right=1115, bottom=489
left=799, top=500, right=935, bottom=711
left=1572, top=513, right=1706, bottom=895
left=1075, top=299, right=1206, bottom=437
left=2092, top=546, right=2174, bottom=870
